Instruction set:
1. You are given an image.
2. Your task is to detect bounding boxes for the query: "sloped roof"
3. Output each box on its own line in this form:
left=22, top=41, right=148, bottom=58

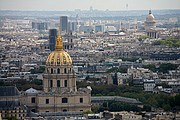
left=25, top=87, right=39, bottom=94
left=0, top=101, right=20, bottom=110
left=0, top=86, right=19, bottom=96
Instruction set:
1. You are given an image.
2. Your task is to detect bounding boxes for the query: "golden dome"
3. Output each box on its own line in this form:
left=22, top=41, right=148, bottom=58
left=46, top=25, right=72, bottom=66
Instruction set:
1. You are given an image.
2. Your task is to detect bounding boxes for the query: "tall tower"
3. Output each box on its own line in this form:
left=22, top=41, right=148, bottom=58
left=49, top=29, right=57, bottom=51
left=60, top=16, right=68, bottom=33
left=44, top=25, right=76, bottom=93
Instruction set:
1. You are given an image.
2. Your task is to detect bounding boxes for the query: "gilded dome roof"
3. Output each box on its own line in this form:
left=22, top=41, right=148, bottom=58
left=46, top=25, right=72, bottom=66
left=46, top=50, right=72, bottom=66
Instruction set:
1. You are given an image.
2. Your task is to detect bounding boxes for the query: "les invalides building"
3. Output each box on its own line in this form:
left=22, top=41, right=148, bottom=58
left=21, top=26, right=91, bottom=113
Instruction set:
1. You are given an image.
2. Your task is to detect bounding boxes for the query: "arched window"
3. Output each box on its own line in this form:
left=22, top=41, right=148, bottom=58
left=64, top=80, right=67, bottom=87
left=57, top=80, right=60, bottom=87
left=51, top=68, right=53, bottom=74
left=64, top=68, right=67, bottom=74
left=57, top=68, right=60, bottom=74
left=62, top=98, right=68, bottom=103
left=69, top=68, right=71, bottom=73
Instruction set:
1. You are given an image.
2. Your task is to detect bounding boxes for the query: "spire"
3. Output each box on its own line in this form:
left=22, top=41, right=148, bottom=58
left=55, top=24, right=63, bottom=51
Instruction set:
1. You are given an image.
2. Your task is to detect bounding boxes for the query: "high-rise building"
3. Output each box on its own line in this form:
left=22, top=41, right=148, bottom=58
left=60, top=16, right=68, bottom=33
left=95, top=25, right=105, bottom=32
left=49, top=29, right=57, bottom=51
left=32, top=22, right=48, bottom=30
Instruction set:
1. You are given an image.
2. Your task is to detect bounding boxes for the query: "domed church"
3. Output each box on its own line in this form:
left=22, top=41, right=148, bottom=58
left=21, top=26, right=91, bottom=113
left=144, top=10, right=156, bottom=30
left=144, top=10, right=159, bottom=38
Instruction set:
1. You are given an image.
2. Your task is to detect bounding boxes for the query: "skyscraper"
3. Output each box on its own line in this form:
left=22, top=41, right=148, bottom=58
left=60, top=16, right=68, bottom=33
left=49, top=29, right=57, bottom=51
left=32, top=22, right=48, bottom=30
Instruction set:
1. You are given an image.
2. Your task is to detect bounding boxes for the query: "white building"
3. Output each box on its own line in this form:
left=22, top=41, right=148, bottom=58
left=144, top=79, right=155, bottom=92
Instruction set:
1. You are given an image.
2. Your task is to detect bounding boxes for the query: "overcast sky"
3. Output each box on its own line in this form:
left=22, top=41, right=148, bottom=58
left=0, top=0, right=180, bottom=11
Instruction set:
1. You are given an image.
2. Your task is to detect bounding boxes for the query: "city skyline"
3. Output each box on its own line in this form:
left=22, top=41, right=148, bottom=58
left=0, top=0, right=180, bottom=11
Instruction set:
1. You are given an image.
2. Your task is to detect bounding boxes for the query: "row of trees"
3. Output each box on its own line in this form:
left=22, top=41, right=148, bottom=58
left=153, top=38, right=180, bottom=48
left=91, top=84, right=180, bottom=112
left=92, top=102, right=141, bottom=113
left=143, top=63, right=179, bottom=73
left=30, top=66, right=45, bottom=74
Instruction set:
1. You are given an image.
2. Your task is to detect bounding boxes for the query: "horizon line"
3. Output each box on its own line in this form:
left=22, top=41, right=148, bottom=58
left=0, top=8, right=180, bottom=12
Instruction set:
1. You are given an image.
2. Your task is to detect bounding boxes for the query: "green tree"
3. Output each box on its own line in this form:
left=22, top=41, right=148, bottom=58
left=143, top=64, right=156, bottom=72
left=158, top=63, right=178, bottom=73
left=31, top=79, right=43, bottom=85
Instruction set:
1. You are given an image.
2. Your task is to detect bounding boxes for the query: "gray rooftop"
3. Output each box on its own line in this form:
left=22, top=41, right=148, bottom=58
left=0, top=86, right=20, bottom=96
left=91, top=96, right=142, bottom=104
left=0, top=101, right=20, bottom=110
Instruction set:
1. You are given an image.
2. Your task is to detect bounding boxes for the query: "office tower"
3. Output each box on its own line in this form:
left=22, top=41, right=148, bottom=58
left=60, top=16, right=68, bottom=33
left=32, top=22, right=48, bottom=30
left=95, top=25, right=105, bottom=32
left=49, top=29, right=57, bottom=51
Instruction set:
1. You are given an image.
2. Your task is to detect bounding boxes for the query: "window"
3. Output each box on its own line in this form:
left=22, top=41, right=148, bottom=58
left=64, top=80, right=67, bottom=87
left=63, top=109, right=67, bottom=112
left=57, top=80, right=60, bottom=87
left=80, top=98, right=83, bottom=103
left=57, top=68, right=60, bottom=74
left=62, top=98, right=68, bottom=103
left=51, top=68, right=53, bottom=74
left=50, top=80, right=53, bottom=88
left=64, top=68, right=67, bottom=73
left=31, top=97, right=35, bottom=103
left=46, top=99, right=49, bottom=104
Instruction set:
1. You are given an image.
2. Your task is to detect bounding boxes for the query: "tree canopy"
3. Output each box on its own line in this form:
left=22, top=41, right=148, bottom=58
left=153, top=38, right=180, bottom=48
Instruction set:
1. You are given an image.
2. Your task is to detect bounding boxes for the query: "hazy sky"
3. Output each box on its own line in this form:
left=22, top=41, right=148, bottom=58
left=0, top=0, right=180, bottom=11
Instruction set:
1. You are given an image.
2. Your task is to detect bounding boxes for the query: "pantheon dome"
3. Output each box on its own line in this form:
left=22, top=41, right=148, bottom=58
left=144, top=10, right=156, bottom=30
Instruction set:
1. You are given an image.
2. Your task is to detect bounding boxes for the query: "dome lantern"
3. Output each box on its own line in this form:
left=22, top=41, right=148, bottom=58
left=46, top=25, right=72, bottom=66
